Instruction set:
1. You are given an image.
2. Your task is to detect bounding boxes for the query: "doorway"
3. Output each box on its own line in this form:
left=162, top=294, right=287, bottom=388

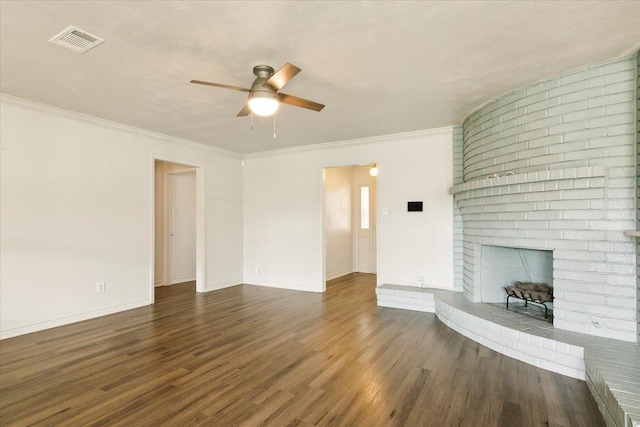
left=153, top=159, right=203, bottom=300
left=323, top=164, right=377, bottom=287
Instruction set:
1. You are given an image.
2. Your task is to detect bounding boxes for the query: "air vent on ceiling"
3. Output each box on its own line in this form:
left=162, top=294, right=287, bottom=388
left=49, top=26, right=104, bottom=54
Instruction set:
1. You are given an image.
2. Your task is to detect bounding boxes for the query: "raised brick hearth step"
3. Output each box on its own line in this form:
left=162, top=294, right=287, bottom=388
left=376, top=285, right=639, bottom=427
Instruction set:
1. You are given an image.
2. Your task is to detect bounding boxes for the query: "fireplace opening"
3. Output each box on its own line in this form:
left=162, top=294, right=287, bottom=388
left=480, top=245, right=554, bottom=321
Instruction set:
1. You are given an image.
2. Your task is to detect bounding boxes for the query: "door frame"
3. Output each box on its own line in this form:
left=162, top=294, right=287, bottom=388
left=151, top=156, right=206, bottom=303
left=321, top=162, right=379, bottom=291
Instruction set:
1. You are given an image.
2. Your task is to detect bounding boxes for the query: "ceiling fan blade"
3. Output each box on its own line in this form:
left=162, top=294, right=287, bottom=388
left=191, top=80, right=251, bottom=93
left=264, top=63, right=301, bottom=91
left=236, top=104, right=252, bottom=117
left=277, top=92, right=325, bottom=112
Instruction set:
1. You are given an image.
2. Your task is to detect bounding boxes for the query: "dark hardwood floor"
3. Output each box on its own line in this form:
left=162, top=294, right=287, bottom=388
left=0, top=274, right=604, bottom=426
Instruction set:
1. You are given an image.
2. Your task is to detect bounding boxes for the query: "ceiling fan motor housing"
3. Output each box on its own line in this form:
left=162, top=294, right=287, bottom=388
left=247, top=65, right=279, bottom=116
left=250, top=65, right=277, bottom=99
left=252, top=65, right=274, bottom=79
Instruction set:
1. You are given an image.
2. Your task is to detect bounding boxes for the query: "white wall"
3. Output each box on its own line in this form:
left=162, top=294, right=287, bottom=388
left=324, top=166, right=353, bottom=280
left=243, top=128, right=454, bottom=292
left=0, top=96, right=243, bottom=338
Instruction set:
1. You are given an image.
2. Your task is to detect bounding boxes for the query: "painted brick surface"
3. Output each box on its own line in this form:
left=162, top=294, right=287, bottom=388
left=463, top=56, right=637, bottom=181
left=636, top=51, right=640, bottom=344
left=375, top=285, right=436, bottom=312
left=453, top=125, right=464, bottom=291
left=458, top=56, right=638, bottom=343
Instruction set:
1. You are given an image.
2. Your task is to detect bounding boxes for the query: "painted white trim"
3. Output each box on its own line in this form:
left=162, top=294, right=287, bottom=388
left=326, top=270, right=354, bottom=281
left=1, top=94, right=455, bottom=160
left=170, top=276, right=197, bottom=285
left=150, top=156, right=157, bottom=303
left=151, top=156, right=206, bottom=297
left=0, top=299, right=150, bottom=340
left=244, top=126, right=455, bottom=158
left=204, top=280, right=243, bottom=292
left=0, top=94, right=242, bottom=158
left=195, top=165, right=206, bottom=293
left=322, top=164, right=377, bottom=291
left=243, top=281, right=324, bottom=293
left=320, top=167, right=327, bottom=292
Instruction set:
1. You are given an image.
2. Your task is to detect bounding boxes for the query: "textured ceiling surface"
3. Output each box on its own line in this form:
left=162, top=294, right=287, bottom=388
left=1, top=1, right=639, bottom=154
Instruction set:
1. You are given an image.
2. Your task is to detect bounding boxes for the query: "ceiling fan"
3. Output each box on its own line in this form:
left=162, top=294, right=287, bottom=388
left=191, top=63, right=325, bottom=117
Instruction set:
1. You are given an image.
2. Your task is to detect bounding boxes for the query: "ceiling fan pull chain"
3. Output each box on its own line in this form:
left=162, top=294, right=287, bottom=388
left=251, top=112, right=254, bottom=130
left=273, top=112, right=277, bottom=139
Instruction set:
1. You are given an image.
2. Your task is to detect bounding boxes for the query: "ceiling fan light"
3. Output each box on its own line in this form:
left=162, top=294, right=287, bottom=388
left=369, top=164, right=378, bottom=177
left=248, top=97, right=279, bottom=117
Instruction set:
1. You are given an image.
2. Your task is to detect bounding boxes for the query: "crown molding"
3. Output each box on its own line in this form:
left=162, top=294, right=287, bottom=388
left=0, top=93, right=243, bottom=158
left=243, top=126, right=455, bottom=159
left=1, top=93, right=457, bottom=160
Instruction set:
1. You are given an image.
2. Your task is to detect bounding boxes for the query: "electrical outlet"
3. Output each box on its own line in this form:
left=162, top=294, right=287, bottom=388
left=417, top=277, right=424, bottom=287
left=96, top=282, right=106, bottom=293
left=255, top=266, right=260, bottom=276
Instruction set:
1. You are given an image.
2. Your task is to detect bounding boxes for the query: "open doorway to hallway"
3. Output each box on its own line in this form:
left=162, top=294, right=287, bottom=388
left=324, top=164, right=377, bottom=285
left=154, top=160, right=197, bottom=293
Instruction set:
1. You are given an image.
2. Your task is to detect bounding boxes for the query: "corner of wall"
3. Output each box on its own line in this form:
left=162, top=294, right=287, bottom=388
left=453, top=125, right=464, bottom=292
left=635, top=50, right=639, bottom=343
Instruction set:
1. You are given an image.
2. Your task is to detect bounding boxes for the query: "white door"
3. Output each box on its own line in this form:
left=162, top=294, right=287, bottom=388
left=371, top=182, right=377, bottom=274
left=356, top=184, right=376, bottom=273
left=168, top=171, right=196, bottom=285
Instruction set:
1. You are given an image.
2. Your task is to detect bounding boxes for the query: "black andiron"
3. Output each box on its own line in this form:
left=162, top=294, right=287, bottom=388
left=504, top=281, right=554, bottom=319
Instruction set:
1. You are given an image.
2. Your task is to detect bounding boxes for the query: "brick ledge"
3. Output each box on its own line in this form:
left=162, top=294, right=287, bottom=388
left=449, top=166, right=606, bottom=195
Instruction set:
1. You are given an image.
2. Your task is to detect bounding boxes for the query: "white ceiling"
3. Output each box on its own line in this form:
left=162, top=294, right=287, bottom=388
left=1, top=1, right=639, bottom=154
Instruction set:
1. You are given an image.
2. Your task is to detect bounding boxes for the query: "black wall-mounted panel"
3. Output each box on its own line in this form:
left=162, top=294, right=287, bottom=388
left=408, top=201, right=423, bottom=212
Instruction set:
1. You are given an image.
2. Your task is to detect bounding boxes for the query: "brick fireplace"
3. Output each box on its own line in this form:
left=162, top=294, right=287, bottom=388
left=451, top=55, right=638, bottom=342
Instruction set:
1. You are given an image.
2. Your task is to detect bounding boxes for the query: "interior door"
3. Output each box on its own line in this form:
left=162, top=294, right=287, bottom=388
left=371, top=182, right=377, bottom=274
left=357, top=184, right=374, bottom=273
left=168, top=171, right=196, bottom=285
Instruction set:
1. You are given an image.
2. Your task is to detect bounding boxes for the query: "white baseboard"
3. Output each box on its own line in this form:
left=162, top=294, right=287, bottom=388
left=243, top=280, right=324, bottom=293
left=0, top=299, right=151, bottom=340
left=169, top=275, right=196, bottom=285
left=326, top=270, right=353, bottom=281
left=203, top=280, right=243, bottom=292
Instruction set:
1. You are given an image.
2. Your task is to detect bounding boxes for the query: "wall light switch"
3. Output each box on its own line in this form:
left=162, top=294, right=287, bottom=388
left=382, top=207, right=389, bottom=215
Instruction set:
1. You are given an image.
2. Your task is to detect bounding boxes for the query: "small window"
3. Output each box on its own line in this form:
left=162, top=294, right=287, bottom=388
left=360, top=186, right=370, bottom=229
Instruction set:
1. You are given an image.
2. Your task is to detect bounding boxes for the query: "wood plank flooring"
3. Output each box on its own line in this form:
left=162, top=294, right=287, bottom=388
left=0, top=273, right=604, bottom=426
